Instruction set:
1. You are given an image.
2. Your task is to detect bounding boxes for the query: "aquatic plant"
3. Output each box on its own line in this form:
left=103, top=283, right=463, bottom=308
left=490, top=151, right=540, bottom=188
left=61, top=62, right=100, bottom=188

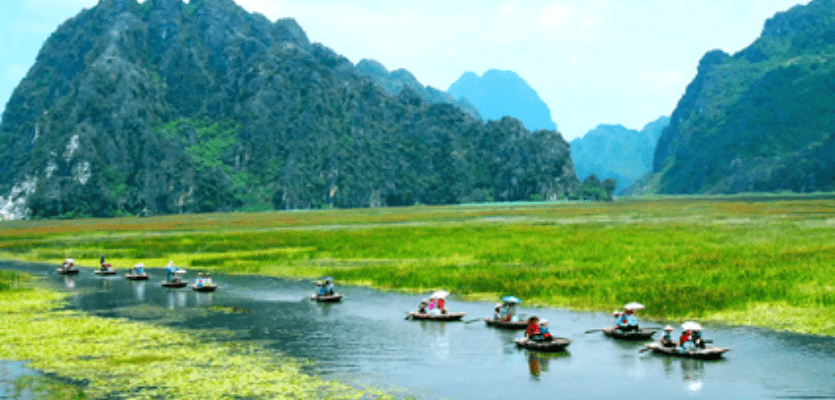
left=0, top=279, right=389, bottom=399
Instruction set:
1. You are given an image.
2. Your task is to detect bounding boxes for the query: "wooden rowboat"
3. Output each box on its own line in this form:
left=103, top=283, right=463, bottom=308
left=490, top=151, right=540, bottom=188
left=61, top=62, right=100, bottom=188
left=484, top=318, right=528, bottom=330
left=56, top=268, right=79, bottom=275
left=161, top=279, right=188, bottom=288
left=192, top=284, right=217, bottom=292
left=601, top=327, right=657, bottom=341
left=642, top=342, right=729, bottom=360
left=94, top=269, right=117, bottom=276
left=408, top=312, right=466, bottom=321
left=514, top=337, right=571, bottom=353
left=125, top=273, right=150, bottom=281
left=311, top=293, right=343, bottom=302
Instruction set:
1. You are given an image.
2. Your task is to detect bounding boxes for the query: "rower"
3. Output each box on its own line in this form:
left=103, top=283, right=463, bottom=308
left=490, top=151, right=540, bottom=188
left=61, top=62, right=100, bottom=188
left=612, top=310, right=623, bottom=328
left=691, top=328, right=705, bottom=349
left=540, top=319, right=553, bottom=341
left=660, top=326, right=676, bottom=347
left=133, top=263, right=145, bottom=275
left=525, top=316, right=544, bottom=342
left=166, top=261, right=177, bottom=282
left=622, top=309, right=639, bottom=331
left=100, top=255, right=111, bottom=271
left=678, top=330, right=691, bottom=352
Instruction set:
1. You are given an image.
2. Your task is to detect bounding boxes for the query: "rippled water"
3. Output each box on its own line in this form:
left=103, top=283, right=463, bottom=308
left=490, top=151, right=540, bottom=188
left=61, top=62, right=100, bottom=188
left=3, top=261, right=835, bottom=400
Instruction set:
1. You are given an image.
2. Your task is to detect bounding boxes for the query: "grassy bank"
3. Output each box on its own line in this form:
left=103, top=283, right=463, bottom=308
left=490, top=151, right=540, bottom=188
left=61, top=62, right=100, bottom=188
left=0, top=271, right=387, bottom=399
left=1, top=197, right=835, bottom=335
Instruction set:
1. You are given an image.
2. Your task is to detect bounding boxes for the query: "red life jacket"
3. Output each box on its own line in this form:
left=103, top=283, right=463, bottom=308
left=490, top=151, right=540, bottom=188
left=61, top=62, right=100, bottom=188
left=526, top=323, right=541, bottom=336
left=437, top=298, right=446, bottom=309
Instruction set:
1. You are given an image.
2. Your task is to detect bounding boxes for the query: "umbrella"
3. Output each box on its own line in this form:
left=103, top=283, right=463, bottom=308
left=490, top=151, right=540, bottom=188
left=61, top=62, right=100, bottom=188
left=502, top=296, right=522, bottom=304
left=681, top=321, right=703, bottom=331
left=623, top=302, right=645, bottom=311
left=431, top=290, right=449, bottom=298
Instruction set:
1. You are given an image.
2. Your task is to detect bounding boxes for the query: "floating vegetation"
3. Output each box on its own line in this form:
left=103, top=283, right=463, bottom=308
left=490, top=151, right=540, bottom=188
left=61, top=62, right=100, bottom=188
left=0, top=278, right=390, bottom=399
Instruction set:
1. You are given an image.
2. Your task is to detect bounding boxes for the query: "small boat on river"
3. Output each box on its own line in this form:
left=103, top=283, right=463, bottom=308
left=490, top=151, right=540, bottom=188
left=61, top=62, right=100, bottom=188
left=485, top=318, right=527, bottom=330
left=311, top=293, right=343, bottom=302
left=514, top=337, right=571, bottom=353
left=192, top=284, right=217, bottom=292
left=125, top=273, right=150, bottom=281
left=601, top=327, right=657, bottom=341
left=642, top=342, right=729, bottom=360
left=94, top=269, right=117, bottom=276
left=408, top=312, right=466, bottom=321
left=57, top=267, right=79, bottom=275
left=162, top=279, right=188, bottom=288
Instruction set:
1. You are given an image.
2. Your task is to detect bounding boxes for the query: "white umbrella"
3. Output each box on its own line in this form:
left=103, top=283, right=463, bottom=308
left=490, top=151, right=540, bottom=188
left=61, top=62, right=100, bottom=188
left=623, top=302, right=645, bottom=311
left=431, top=290, right=449, bottom=298
left=681, top=321, right=703, bottom=331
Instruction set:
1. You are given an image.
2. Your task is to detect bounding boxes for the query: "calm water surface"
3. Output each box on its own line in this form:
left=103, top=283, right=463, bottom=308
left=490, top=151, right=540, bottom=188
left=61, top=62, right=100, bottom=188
left=3, top=261, right=835, bottom=400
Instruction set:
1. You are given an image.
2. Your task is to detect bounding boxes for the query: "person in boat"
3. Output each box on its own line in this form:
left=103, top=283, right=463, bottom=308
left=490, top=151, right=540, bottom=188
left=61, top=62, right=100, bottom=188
left=418, top=299, right=429, bottom=314
left=525, top=316, right=544, bottom=342
left=539, top=319, right=553, bottom=341
left=612, top=310, right=623, bottom=328
left=204, top=273, right=213, bottom=286
left=100, top=255, right=111, bottom=271
left=493, top=303, right=503, bottom=320
left=437, top=296, right=448, bottom=315
left=166, top=261, right=177, bottom=282
left=428, top=297, right=438, bottom=315
left=678, top=329, right=692, bottom=352
left=501, top=302, right=517, bottom=322
left=133, top=263, right=145, bottom=275
left=619, top=309, right=639, bottom=331
left=691, top=328, right=705, bottom=349
left=61, top=258, right=74, bottom=271
left=324, top=279, right=335, bottom=295
left=195, top=273, right=205, bottom=288
left=660, top=326, right=677, bottom=348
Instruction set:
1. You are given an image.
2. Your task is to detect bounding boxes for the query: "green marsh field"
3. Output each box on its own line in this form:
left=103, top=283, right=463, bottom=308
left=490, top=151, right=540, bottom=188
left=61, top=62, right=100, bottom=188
left=3, top=196, right=835, bottom=336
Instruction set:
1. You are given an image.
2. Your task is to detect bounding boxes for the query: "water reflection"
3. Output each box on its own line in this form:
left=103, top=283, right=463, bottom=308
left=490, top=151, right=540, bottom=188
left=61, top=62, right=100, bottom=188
left=131, top=281, right=145, bottom=301
left=195, top=292, right=213, bottom=306
left=166, top=290, right=187, bottom=310
left=417, top=321, right=449, bottom=360
left=63, top=275, right=75, bottom=289
left=680, top=358, right=704, bottom=393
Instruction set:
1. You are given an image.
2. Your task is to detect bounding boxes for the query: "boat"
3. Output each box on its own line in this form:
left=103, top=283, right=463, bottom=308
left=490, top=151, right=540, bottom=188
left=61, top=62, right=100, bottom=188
left=94, top=269, right=117, bottom=276
left=311, top=293, right=343, bottom=302
left=125, top=273, right=150, bottom=281
left=514, top=337, right=571, bottom=353
left=601, top=327, right=657, bottom=341
left=642, top=342, right=729, bottom=360
left=484, top=318, right=528, bottom=330
left=161, top=279, right=188, bottom=288
left=408, top=312, right=467, bottom=321
left=56, top=268, right=79, bottom=275
left=192, top=284, right=217, bottom=292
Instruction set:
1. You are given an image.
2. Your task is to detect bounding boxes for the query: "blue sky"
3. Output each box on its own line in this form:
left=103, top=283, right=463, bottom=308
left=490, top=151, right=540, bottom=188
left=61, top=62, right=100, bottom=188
left=0, top=0, right=812, bottom=140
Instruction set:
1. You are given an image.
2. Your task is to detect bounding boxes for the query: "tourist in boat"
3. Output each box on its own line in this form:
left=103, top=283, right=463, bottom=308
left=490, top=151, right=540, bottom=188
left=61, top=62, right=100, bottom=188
left=660, top=326, right=677, bottom=348
left=428, top=297, right=438, bottom=315
left=501, top=302, right=518, bottom=322
left=691, top=328, right=705, bottom=349
left=204, top=273, right=213, bottom=286
left=195, top=273, right=205, bottom=288
left=61, top=258, right=74, bottom=271
left=678, top=329, right=692, bottom=352
left=100, top=255, right=111, bottom=271
left=612, top=310, right=622, bottom=327
left=525, top=316, right=544, bottom=342
left=493, top=303, right=503, bottom=320
left=133, top=263, right=145, bottom=275
left=437, top=296, right=448, bottom=315
left=324, top=279, right=335, bottom=295
left=619, top=309, right=639, bottom=331
left=166, top=261, right=178, bottom=282
left=539, top=319, right=553, bottom=341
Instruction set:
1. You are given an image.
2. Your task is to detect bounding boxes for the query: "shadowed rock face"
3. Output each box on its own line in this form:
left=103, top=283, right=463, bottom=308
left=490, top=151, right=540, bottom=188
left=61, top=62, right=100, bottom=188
left=0, top=0, right=578, bottom=218
left=649, top=0, right=835, bottom=195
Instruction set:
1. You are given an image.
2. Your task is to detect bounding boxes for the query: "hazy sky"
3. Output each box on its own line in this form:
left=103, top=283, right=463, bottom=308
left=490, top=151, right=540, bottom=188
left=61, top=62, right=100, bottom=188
left=0, top=0, right=811, bottom=140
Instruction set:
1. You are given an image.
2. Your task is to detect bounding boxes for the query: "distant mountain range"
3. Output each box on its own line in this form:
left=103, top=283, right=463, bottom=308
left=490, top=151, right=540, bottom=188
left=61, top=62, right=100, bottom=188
left=641, top=0, right=835, bottom=195
left=448, top=70, right=558, bottom=132
left=0, top=0, right=579, bottom=219
left=571, top=117, right=669, bottom=194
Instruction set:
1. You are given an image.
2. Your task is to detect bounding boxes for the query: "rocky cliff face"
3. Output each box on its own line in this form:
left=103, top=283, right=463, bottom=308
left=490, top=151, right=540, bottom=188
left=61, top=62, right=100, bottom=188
left=649, top=0, right=835, bottom=194
left=0, top=0, right=578, bottom=218
left=571, top=117, right=669, bottom=194
left=448, top=70, right=557, bottom=132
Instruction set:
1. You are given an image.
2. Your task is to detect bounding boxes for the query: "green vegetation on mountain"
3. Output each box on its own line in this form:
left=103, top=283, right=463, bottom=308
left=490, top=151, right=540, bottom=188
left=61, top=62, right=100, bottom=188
left=0, top=0, right=578, bottom=219
left=648, top=0, right=835, bottom=195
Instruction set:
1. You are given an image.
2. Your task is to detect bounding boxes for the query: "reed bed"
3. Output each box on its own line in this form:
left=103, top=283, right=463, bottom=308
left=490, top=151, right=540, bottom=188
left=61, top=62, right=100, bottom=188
left=2, top=196, right=835, bottom=335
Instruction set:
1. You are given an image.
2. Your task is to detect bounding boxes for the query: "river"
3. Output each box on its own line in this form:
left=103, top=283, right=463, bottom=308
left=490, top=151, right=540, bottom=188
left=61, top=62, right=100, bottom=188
left=3, top=261, right=835, bottom=399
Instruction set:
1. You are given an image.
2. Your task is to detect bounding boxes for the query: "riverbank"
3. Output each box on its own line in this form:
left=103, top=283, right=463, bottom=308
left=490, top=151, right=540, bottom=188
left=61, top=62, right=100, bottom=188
left=0, top=270, right=388, bottom=399
left=1, top=197, right=834, bottom=336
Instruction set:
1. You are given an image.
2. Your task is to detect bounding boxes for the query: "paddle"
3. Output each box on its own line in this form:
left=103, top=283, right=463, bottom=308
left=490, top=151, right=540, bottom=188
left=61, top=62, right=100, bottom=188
left=584, top=329, right=603, bottom=334
left=464, top=318, right=483, bottom=324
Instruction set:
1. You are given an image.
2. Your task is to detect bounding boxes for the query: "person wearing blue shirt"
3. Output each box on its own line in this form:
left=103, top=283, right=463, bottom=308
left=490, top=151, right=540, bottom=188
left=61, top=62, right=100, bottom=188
left=613, top=311, right=623, bottom=328
left=660, top=326, right=676, bottom=347
left=691, top=328, right=705, bottom=348
left=623, top=309, right=639, bottom=331
left=166, top=261, right=177, bottom=282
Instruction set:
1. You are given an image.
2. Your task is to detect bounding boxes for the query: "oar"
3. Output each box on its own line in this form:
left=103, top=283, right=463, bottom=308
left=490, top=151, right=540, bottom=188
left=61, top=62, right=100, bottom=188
left=404, top=312, right=413, bottom=320
left=584, top=329, right=603, bottom=334
left=464, top=318, right=483, bottom=324
left=638, top=346, right=652, bottom=353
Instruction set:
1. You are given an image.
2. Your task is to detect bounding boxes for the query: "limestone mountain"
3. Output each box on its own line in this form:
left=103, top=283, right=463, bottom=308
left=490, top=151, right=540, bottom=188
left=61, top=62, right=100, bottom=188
left=448, top=70, right=557, bottom=132
left=646, top=0, right=835, bottom=195
left=571, top=117, right=669, bottom=194
left=0, top=0, right=578, bottom=218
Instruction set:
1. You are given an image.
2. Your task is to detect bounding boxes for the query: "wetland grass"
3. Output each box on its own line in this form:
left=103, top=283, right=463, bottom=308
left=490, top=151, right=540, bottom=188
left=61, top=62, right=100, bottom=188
left=2, top=197, right=835, bottom=335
